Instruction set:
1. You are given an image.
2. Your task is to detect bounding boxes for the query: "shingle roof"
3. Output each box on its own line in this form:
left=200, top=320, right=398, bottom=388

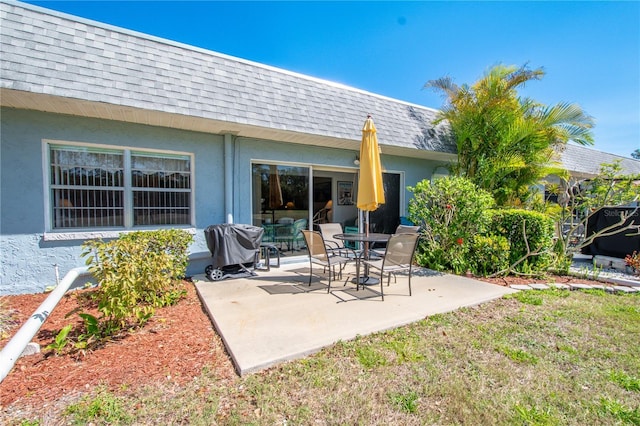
left=0, top=1, right=456, bottom=160
left=2, top=1, right=638, bottom=175
left=558, top=144, right=640, bottom=178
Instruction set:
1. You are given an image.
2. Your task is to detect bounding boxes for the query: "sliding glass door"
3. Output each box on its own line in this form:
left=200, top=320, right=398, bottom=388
left=251, top=163, right=309, bottom=226
left=251, top=162, right=402, bottom=238
left=368, top=172, right=401, bottom=233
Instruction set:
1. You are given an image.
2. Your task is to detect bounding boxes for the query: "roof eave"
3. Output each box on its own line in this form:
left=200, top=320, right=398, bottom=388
left=0, top=88, right=455, bottom=162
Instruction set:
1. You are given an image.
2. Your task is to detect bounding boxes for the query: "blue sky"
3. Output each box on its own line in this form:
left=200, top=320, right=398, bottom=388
left=29, top=1, right=640, bottom=158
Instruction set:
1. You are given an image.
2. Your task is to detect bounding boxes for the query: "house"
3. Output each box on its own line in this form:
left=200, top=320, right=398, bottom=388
left=0, top=1, right=457, bottom=294
left=1, top=1, right=638, bottom=294
left=558, top=144, right=640, bottom=179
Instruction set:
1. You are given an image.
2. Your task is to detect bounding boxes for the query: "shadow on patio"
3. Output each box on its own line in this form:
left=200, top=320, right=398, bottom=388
left=194, top=262, right=516, bottom=375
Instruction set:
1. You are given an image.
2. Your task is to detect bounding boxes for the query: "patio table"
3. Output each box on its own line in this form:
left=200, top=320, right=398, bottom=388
left=334, top=233, right=390, bottom=287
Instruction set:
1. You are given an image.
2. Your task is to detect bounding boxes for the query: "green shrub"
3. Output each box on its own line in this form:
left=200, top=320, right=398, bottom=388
left=488, top=209, right=555, bottom=274
left=469, top=234, right=511, bottom=276
left=407, top=176, right=495, bottom=274
left=81, top=229, right=193, bottom=331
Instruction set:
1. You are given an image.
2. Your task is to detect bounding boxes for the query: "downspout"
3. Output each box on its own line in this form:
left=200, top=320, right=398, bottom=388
left=224, top=134, right=234, bottom=224
left=0, top=266, right=90, bottom=383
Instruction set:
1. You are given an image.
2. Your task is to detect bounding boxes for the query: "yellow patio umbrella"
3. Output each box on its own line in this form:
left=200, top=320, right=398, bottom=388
left=357, top=115, right=385, bottom=234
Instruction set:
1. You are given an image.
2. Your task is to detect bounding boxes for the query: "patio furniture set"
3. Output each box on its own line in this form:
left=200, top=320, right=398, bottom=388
left=203, top=221, right=421, bottom=301
left=305, top=223, right=421, bottom=300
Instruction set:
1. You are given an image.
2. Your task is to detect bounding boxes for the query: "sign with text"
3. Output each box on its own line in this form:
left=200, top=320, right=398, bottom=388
left=583, top=207, right=640, bottom=259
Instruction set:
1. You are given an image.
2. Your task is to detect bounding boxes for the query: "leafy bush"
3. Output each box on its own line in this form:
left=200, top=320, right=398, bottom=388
left=406, top=177, right=557, bottom=277
left=488, top=209, right=555, bottom=274
left=81, top=229, right=193, bottom=332
left=469, top=234, right=511, bottom=276
left=407, top=176, right=495, bottom=274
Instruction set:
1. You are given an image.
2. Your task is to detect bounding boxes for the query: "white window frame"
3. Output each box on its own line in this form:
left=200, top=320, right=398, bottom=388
left=42, top=139, right=195, bottom=241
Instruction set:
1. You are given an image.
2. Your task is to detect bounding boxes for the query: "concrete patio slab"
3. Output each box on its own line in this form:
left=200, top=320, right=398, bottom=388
left=194, top=262, right=516, bottom=375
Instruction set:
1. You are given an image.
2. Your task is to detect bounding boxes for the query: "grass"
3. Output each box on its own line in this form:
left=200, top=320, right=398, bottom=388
left=9, top=290, right=640, bottom=425
left=0, top=296, right=19, bottom=340
left=64, top=387, right=132, bottom=425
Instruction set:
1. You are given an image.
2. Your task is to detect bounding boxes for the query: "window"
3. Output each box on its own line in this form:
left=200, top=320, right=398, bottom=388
left=48, top=143, right=192, bottom=231
left=131, top=152, right=192, bottom=226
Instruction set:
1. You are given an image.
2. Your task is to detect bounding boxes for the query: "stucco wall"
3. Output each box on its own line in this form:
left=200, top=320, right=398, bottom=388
left=0, top=108, right=224, bottom=294
left=1, top=108, right=442, bottom=294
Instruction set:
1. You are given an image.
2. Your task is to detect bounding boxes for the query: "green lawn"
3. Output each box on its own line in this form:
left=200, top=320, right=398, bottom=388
left=15, top=289, right=640, bottom=425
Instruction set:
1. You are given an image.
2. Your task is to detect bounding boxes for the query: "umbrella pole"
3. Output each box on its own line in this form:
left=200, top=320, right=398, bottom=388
left=364, top=211, right=370, bottom=276
left=365, top=210, right=371, bottom=258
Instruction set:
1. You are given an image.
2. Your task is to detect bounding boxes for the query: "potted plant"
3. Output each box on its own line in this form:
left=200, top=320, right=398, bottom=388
left=624, top=251, right=640, bottom=276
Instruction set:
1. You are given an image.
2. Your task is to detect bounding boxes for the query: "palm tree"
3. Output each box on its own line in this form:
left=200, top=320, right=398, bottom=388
left=426, top=64, right=594, bottom=206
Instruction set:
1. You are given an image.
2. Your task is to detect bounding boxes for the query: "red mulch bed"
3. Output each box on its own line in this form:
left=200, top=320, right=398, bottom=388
left=0, top=281, right=236, bottom=411
left=475, top=274, right=603, bottom=287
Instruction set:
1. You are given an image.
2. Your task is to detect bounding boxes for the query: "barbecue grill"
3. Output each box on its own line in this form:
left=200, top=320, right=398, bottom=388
left=204, top=223, right=264, bottom=281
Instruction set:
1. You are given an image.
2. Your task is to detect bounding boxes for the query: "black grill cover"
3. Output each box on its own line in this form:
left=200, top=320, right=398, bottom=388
left=582, top=207, right=640, bottom=258
left=204, top=224, right=264, bottom=268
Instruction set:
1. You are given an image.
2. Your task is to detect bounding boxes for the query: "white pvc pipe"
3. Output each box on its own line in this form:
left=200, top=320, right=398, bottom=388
left=0, top=266, right=89, bottom=383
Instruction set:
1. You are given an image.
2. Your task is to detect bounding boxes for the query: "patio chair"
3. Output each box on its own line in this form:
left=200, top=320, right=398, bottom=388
left=371, top=224, right=420, bottom=258
left=275, top=218, right=307, bottom=251
left=362, top=233, right=420, bottom=301
left=300, top=230, right=352, bottom=293
left=318, top=222, right=359, bottom=259
left=395, top=224, right=420, bottom=234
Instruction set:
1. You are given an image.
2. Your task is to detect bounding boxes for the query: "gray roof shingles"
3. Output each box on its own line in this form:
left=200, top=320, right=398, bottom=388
left=1, top=0, right=639, bottom=176
left=0, top=1, right=455, bottom=154
left=560, top=144, right=640, bottom=177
